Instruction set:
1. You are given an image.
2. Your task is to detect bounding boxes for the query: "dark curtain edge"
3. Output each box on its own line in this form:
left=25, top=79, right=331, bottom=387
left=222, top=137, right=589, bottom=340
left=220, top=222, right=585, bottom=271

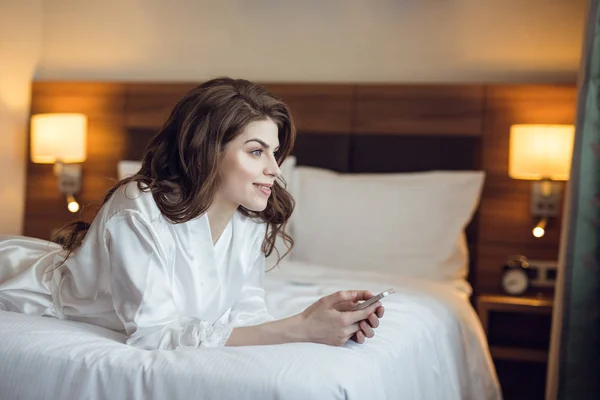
left=555, top=0, right=600, bottom=398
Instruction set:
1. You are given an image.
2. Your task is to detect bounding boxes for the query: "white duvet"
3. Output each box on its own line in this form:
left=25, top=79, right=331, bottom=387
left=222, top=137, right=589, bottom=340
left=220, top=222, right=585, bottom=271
left=0, top=260, right=501, bottom=400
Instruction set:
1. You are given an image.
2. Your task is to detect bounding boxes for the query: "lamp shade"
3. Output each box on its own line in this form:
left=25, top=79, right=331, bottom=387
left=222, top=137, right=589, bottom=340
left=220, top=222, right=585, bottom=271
left=508, top=124, right=575, bottom=181
left=30, top=113, right=87, bottom=163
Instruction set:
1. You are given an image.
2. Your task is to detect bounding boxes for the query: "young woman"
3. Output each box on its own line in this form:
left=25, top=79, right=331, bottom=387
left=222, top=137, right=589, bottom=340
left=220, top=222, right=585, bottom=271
left=0, top=77, right=384, bottom=350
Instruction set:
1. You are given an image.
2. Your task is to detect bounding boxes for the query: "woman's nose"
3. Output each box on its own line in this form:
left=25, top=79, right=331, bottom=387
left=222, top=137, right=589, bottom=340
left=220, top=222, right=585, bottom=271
left=265, top=156, right=281, bottom=178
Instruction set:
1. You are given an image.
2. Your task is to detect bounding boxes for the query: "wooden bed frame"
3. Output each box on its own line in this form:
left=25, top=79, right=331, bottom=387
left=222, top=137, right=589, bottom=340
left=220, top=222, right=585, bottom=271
left=23, top=82, right=577, bottom=296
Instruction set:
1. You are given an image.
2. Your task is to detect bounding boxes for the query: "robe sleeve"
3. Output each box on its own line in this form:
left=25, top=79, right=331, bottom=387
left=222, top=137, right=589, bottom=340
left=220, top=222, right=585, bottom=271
left=228, top=224, right=275, bottom=328
left=105, top=210, right=233, bottom=350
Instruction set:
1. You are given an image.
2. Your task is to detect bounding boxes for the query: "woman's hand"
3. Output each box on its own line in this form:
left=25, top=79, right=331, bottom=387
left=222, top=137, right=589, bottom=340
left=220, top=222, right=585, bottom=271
left=299, top=290, right=383, bottom=347
left=226, top=290, right=385, bottom=348
left=333, top=291, right=385, bottom=344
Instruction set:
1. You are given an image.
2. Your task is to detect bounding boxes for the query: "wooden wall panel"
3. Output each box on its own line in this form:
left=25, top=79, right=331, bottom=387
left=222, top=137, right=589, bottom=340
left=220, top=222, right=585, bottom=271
left=125, top=83, right=197, bottom=129
left=124, top=83, right=354, bottom=134
left=24, top=82, right=127, bottom=239
left=475, top=84, right=578, bottom=293
left=260, top=84, right=353, bottom=133
left=354, top=84, right=485, bottom=135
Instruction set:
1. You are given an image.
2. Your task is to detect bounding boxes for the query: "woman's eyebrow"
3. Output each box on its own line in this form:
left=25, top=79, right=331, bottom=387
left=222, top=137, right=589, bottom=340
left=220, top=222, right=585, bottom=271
left=244, top=138, right=279, bottom=150
left=244, top=138, right=269, bottom=148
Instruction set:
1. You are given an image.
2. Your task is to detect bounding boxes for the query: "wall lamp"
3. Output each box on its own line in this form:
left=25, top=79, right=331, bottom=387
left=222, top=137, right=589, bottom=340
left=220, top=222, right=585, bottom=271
left=30, top=113, right=88, bottom=213
left=508, top=124, right=575, bottom=238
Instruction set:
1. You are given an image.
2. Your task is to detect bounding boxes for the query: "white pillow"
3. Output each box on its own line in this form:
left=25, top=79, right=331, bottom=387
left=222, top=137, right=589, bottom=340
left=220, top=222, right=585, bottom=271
left=290, top=167, right=485, bottom=282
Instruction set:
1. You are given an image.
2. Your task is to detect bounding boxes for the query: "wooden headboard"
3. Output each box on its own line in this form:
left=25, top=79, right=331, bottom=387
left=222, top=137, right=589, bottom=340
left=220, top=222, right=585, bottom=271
left=24, top=82, right=577, bottom=296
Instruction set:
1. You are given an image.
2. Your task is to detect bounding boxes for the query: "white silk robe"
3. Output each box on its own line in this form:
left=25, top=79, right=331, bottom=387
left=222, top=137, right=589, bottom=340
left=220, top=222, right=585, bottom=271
left=0, top=182, right=274, bottom=350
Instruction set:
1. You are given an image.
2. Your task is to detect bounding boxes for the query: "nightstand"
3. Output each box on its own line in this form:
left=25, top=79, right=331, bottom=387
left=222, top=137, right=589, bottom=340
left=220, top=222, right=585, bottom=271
left=476, top=294, right=554, bottom=400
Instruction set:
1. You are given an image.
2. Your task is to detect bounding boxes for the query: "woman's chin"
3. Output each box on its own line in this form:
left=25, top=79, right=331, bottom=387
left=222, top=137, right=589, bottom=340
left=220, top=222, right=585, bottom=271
left=241, top=200, right=268, bottom=213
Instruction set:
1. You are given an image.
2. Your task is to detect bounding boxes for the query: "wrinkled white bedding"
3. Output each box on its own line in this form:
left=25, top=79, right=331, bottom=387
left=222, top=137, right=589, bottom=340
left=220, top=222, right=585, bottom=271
left=0, top=260, right=501, bottom=400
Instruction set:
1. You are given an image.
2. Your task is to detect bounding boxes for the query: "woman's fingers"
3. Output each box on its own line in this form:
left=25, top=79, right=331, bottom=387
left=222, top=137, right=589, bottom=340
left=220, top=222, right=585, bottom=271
left=354, top=330, right=365, bottom=344
left=352, top=305, right=384, bottom=343
left=352, top=301, right=381, bottom=323
left=360, top=320, right=374, bottom=338
left=345, top=322, right=360, bottom=335
left=333, top=300, right=360, bottom=312
left=352, top=290, right=374, bottom=302
left=309, top=290, right=386, bottom=347
left=321, top=290, right=374, bottom=308
left=367, top=312, right=379, bottom=329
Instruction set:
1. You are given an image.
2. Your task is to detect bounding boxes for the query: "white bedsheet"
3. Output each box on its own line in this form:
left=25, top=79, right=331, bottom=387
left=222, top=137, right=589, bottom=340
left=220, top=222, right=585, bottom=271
left=0, top=260, right=501, bottom=400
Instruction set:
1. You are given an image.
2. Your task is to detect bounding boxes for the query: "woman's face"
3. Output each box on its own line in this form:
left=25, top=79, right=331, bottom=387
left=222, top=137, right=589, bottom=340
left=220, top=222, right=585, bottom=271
left=216, top=119, right=281, bottom=212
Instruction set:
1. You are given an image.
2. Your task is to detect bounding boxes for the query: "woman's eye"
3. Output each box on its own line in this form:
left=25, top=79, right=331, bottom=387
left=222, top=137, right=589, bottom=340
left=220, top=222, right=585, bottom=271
left=251, top=149, right=263, bottom=156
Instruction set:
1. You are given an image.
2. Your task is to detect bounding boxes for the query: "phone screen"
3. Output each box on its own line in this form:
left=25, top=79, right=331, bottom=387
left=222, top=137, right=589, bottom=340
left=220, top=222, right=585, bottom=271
left=350, top=288, right=395, bottom=311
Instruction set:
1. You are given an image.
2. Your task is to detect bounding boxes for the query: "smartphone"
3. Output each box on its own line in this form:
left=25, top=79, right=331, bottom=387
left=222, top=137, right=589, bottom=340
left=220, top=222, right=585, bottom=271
left=350, top=288, right=395, bottom=311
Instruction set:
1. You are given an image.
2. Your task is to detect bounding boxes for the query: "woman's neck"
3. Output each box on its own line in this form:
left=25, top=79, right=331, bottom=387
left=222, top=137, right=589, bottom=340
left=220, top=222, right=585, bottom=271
left=206, top=198, right=237, bottom=246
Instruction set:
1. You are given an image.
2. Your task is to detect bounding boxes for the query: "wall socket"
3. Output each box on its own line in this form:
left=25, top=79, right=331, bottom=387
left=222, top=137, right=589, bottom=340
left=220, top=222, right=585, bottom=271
left=527, top=259, right=558, bottom=288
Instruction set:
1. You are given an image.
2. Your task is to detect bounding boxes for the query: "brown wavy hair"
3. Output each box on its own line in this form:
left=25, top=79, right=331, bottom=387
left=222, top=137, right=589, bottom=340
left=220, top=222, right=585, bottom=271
left=52, top=77, right=296, bottom=266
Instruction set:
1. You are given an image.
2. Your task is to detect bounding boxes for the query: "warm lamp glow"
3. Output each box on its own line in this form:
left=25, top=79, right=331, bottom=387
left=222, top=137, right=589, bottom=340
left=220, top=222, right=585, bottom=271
left=31, top=113, right=87, bottom=164
left=66, top=194, right=80, bottom=213
left=533, top=218, right=547, bottom=238
left=509, top=124, right=575, bottom=181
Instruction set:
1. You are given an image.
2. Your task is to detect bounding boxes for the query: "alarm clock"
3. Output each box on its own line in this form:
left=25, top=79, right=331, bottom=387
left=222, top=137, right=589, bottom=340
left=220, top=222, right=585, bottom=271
left=501, top=255, right=532, bottom=296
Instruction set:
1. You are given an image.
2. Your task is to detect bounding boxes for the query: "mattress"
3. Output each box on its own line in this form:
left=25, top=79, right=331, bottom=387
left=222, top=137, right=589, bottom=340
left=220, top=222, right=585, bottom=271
left=0, top=260, right=501, bottom=400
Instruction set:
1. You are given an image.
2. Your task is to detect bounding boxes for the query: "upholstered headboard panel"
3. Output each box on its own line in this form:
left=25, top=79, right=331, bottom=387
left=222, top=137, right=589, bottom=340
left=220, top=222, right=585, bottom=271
left=125, top=130, right=480, bottom=173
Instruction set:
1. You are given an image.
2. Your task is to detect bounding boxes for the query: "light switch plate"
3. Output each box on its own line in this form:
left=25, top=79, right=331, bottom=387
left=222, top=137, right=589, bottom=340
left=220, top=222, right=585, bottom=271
left=531, top=181, right=562, bottom=217
left=56, top=163, right=82, bottom=194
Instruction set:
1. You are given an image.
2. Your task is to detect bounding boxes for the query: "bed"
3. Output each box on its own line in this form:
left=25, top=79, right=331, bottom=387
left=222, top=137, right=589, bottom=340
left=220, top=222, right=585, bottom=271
left=3, top=85, right=503, bottom=399
left=0, top=260, right=499, bottom=399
